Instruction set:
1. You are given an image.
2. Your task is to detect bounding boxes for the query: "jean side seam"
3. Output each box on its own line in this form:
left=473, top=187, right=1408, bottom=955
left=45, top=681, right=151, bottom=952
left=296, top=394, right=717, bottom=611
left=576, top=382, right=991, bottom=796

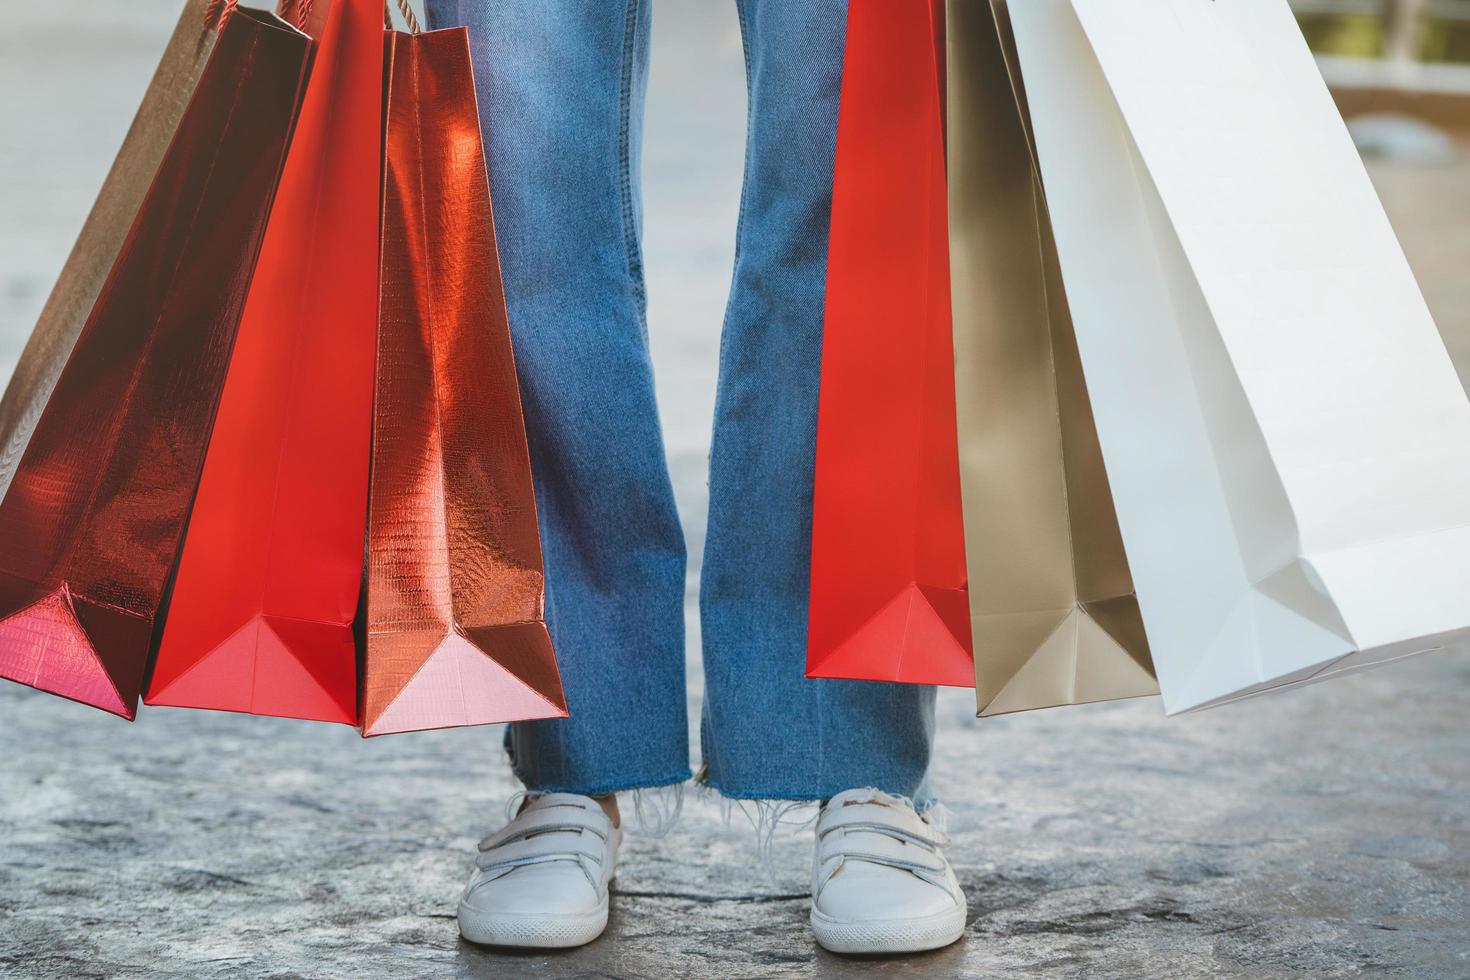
left=715, top=0, right=757, bottom=365
left=728, top=0, right=756, bottom=280
left=707, top=0, right=758, bottom=392
left=701, top=0, right=758, bottom=558
left=697, top=2, right=759, bottom=793
left=617, top=0, right=647, bottom=320
left=809, top=0, right=854, bottom=803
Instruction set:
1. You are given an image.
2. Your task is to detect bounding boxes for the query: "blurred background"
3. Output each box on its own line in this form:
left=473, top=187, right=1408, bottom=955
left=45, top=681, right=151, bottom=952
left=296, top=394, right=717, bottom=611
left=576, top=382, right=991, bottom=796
left=1300, top=0, right=1470, bottom=162
left=1, top=2, right=1467, bottom=978
left=1298, top=0, right=1470, bottom=62
left=1289, top=0, right=1470, bottom=391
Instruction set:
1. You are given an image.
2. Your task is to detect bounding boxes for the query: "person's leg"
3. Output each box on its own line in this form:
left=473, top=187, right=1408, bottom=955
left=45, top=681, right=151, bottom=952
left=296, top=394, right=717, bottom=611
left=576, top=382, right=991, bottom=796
left=699, top=0, right=938, bottom=803
left=425, top=0, right=690, bottom=795
left=703, top=5, right=965, bottom=954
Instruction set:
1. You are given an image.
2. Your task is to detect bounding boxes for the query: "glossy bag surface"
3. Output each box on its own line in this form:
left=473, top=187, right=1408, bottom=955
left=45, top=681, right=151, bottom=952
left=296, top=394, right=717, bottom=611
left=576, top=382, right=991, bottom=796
left=0, top=9, right=312, bottom=719
left=807, top=0, right=973, bottom=686
left=147, top=0, right=384, bottom=723
left=361, top=26, right=566, bottom=736
left=0, top=0, right=222, bottom=508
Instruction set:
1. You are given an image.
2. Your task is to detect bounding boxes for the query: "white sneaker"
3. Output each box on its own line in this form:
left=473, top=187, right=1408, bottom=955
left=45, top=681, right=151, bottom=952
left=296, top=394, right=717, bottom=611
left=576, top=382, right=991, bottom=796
left=458, top=792, right=620, bottom=949
left=810, top=788, right=967, bottom=955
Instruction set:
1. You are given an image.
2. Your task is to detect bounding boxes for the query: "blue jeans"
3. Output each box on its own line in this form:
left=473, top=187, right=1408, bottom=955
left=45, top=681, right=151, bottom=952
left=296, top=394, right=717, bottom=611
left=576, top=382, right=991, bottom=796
left=426, top=0, right=937, bottom=802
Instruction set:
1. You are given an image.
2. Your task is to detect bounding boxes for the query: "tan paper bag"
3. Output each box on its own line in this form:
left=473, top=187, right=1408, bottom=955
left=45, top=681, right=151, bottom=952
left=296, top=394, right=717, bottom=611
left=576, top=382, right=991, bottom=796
left=946, top=0, right=1157, bottom=716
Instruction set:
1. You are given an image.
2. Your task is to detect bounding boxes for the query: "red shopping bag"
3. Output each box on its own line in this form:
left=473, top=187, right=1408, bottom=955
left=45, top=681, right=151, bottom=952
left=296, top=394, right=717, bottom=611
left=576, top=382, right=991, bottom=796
left=360, top=23, right=567, bottom=736
left=0, top=8, right=312, bottom=718
left=147, top=0, right=384, bottom=722
left=807, top=0, right=973, bottom=686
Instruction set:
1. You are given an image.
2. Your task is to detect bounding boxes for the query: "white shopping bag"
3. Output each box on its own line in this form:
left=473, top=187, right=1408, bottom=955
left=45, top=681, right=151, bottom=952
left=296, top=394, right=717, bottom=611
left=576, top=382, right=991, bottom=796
left=1005, top=0, right=1470, bottom=713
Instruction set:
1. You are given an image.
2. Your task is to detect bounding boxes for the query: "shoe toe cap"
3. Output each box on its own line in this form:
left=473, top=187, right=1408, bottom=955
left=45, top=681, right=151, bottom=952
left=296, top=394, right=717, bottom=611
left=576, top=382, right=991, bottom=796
left=463, top=864, right=602, bottom=917
left=815, top=864, right=959, bottom=922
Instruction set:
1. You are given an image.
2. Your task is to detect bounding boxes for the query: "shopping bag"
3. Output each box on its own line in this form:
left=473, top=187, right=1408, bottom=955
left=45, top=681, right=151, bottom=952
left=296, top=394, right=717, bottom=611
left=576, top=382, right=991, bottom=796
left=1006, top=0, right=1470, bottom=713
left=0, top=0, right=224, bottom=508
left=146, top=0, right=384, bottom=723
left=361, top=19, right=567, bottom=735
left=945, top=0, right=1156, bottom=715
left=0, top=8, right=312, bottom=718
left=807, top=0, right=973, bottom=686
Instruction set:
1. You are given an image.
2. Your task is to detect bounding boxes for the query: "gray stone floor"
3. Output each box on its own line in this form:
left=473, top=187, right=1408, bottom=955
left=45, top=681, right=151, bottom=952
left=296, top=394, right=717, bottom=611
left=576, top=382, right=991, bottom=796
left=2, top=3, right=1469, bottom=978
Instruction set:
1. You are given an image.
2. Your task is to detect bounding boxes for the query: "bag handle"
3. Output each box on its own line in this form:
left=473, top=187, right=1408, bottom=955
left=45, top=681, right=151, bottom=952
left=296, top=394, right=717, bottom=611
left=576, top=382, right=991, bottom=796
left=205, top=0, right=321, bottom=33
left=278, top=0, right=316, bottom=31
left=203, top=0, right=237, bottom=31
left=386, top=0, right=422, bottom=34
left=205, top=1, right=420, bottom=36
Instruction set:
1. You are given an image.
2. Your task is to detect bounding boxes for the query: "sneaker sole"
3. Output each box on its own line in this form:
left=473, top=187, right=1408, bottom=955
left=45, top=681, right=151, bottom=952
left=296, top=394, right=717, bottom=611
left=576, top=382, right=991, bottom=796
left=810, top=904, right=967, bottom=955
left=458, top=898, right=609, bottom=949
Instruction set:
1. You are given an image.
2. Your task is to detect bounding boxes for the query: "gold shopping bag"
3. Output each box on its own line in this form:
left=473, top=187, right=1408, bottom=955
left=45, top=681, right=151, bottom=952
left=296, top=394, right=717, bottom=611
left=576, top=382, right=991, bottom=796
left=946, top=0, right=1157, bottom=715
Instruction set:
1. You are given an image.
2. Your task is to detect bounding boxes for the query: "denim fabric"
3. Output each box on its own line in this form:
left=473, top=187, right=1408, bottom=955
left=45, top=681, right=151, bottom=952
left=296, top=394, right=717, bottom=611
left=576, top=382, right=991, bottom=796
left=425, top=0, right=937, bottom=803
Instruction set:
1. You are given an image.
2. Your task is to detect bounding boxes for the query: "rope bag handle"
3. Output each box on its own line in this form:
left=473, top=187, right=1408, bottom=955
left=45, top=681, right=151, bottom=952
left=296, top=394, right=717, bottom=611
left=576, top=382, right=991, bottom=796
left=203, top=1, right=420, bottom=36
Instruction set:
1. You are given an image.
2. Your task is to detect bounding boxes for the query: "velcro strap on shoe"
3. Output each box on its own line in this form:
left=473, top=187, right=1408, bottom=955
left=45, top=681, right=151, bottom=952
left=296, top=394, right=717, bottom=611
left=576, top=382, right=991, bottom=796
left=817, top=803, right=948, bottom=847
left=524, top=792, right=604, bottom=811
left=819, top=831, right=947, bottom=873
left=478, top=807, right=610, bottom=852
left=476, top=833, right=606, bottom=871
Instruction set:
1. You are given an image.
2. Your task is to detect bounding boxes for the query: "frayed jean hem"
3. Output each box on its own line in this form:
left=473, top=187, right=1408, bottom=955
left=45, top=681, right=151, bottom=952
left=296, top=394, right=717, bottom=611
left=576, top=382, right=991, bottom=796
left=508, top=768, right=694, bottom=799
left=697, top=776, right=939, bottom=814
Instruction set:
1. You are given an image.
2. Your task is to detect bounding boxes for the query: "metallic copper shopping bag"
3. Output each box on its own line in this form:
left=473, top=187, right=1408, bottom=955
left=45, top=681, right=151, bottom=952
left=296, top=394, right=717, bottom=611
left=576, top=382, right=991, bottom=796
left=0, top=0, right=222, bottom=508
left=0, top=8, right=312, bottom=719
left=147, top=0, right=383, bottom=724
left=361, top=20, right=567, bottom=736
left=808, top=0, right=974, bottom=686
left=945, top=0, right=1156, bottom=715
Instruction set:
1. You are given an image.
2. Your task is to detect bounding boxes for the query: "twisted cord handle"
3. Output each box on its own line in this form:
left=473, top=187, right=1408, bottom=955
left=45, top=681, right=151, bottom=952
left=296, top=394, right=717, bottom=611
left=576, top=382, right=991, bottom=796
left=204, top=1, right=420, bottom=38
left=389, top=0, right=422, bottom=34
left=203, top=0, right=237, bottom=32
left=278, top=0, right=317, bottom=31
